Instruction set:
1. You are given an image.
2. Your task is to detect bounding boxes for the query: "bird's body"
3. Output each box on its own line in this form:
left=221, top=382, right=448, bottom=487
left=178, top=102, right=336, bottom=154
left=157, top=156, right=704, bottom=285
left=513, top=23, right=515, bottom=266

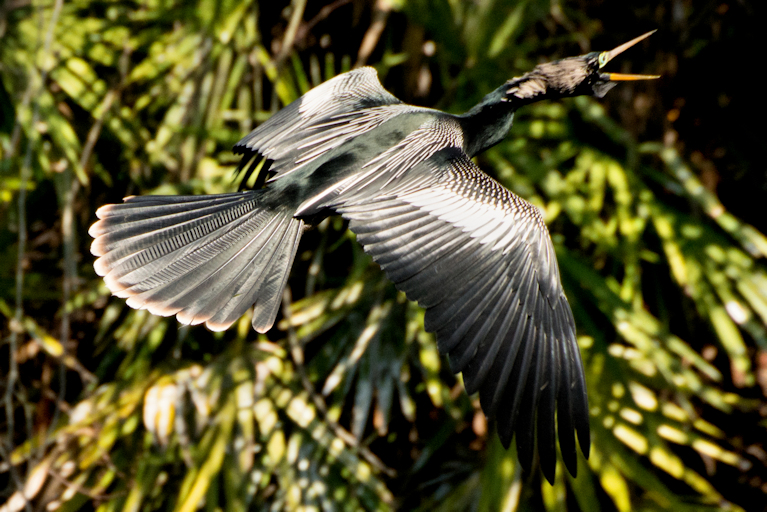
left=90, top=32, right=657, bottom=483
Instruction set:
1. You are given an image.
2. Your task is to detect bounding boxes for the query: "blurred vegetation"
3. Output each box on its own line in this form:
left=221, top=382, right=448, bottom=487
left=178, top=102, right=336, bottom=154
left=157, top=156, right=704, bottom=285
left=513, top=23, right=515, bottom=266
left=2, top=0, right=766, bottom=510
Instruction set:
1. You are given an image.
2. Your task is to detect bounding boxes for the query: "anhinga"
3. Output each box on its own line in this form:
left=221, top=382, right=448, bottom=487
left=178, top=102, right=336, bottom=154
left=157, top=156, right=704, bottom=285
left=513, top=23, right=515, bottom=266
left=90, top=31, right=658, bottom=483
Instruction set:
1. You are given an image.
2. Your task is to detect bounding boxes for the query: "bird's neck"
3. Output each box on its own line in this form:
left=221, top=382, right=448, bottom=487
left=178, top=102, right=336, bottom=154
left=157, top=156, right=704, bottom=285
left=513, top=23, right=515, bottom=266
left=458, top=87, right=516, bottom=157
left=459, top=62, right=593, bottom=157
left=505, top=60, right=591, bottom=105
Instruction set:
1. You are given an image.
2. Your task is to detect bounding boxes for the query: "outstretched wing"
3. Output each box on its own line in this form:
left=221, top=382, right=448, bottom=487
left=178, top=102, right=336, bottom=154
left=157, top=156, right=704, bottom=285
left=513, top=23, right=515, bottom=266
left=234, top=67, right=417, bottom=184
left=331, top=144, right=589, bottom=482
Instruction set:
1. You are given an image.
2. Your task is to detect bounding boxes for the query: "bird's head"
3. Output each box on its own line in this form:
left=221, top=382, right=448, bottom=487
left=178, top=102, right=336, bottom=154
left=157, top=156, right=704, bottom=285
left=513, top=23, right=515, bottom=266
left=505, top=30, right=659, bottom=103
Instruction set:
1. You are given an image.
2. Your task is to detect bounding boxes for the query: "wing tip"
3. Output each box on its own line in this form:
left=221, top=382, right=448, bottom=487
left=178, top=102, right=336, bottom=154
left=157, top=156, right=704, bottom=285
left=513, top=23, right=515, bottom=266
left=540, top=459, right=556, bottom=485
left=577, top=421, right=591, bottom=459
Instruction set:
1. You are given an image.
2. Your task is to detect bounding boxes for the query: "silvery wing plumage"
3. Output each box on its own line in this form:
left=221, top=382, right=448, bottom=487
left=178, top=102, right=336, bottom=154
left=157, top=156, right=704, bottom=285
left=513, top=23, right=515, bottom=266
left=91, top=32, right=658, bottom=482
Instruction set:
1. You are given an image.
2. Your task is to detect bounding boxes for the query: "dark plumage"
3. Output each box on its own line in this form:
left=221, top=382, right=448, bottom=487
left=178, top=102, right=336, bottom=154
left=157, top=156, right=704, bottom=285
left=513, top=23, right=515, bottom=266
left=90, top=31, right=657, bottom=483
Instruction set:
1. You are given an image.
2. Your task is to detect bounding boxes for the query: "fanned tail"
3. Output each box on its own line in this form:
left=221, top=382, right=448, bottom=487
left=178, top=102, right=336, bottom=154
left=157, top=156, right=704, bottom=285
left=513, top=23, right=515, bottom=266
left=89, top=191, right=303, bottom=332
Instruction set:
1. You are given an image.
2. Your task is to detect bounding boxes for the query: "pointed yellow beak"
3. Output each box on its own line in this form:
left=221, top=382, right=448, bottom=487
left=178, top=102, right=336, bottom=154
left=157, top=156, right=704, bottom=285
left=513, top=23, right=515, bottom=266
left=606, top=72, right=661, bottom=81
left=601, top=30, right=660, bottom=81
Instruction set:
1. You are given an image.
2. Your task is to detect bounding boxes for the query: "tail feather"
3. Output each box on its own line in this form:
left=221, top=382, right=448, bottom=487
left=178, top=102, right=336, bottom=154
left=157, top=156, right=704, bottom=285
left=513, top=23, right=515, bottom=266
left=122, top=213, right=283, bottom=322
left=90, top=193, right=264, bottom=276
left=90, top=191, right=302, bottom=332
left=249, top=218, right=303, bottom=332
left=112, top=211, right=279, bottom=300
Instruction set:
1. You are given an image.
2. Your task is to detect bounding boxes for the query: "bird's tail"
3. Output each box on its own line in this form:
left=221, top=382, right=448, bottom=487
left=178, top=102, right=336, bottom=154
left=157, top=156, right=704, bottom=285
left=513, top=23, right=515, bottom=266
left=89, top=191, right=303, bottom=333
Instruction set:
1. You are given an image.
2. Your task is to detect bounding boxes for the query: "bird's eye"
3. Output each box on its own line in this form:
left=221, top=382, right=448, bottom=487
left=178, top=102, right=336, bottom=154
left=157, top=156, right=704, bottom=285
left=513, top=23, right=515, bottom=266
left=598, top=52, right=609, bottom=68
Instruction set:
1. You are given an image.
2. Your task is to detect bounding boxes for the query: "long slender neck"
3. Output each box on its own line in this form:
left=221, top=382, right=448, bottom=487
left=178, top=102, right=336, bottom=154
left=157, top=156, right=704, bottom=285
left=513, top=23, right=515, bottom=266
left=457, top=86, right=516, bottom=158
left=458, top=59, right=594, bottom=157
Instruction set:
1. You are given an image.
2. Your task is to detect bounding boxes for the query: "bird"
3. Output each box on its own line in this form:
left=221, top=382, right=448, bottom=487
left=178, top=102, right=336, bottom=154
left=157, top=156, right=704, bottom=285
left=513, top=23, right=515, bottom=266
left=89, top=31, right=658, bottom=483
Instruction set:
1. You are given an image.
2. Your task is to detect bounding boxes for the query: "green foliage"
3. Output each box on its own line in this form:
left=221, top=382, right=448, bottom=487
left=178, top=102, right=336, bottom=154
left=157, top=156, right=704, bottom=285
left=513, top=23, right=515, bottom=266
left=2, top=1, right=766, bottom=511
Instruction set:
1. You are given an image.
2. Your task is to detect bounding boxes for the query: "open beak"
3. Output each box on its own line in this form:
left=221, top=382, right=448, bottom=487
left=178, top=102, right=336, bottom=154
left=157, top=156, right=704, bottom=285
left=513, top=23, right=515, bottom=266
left=603, top=30, right=660, bottom=81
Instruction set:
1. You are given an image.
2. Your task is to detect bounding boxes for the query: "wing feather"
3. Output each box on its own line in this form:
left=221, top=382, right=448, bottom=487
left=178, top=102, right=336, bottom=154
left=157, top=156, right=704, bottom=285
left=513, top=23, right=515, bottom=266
left=233, top=68, right=418, bottom=184
left=331, top=143, right=588, bottom=480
